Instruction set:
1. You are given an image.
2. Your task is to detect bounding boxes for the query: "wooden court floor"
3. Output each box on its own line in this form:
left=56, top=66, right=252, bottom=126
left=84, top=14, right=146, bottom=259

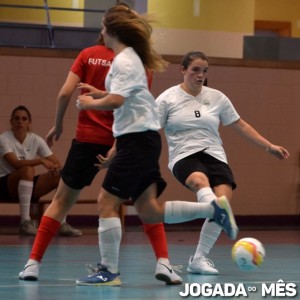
left=0, top=227, right=299, bottom=300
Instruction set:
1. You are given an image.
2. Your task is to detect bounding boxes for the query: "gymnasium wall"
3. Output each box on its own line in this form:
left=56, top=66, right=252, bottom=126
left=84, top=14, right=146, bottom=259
left=1, top=1, right=300, bottom=58
left=255, top=0, right=300, bottom=37
left=0, top=0, right=85, bottom=26
left=0, top=1, right=300, bottom=222
left=0, top=49, right=299, bottom=219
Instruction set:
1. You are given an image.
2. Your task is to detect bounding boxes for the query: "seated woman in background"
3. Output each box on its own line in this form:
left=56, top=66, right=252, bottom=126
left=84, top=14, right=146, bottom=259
left=0, top=105, right=81, bottom=236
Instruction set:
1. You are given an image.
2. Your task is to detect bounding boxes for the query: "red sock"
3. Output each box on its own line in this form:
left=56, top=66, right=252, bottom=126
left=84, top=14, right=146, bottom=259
left=143, top=223, right=168, bottom=260
left=30, top=216, right=61, bottom=262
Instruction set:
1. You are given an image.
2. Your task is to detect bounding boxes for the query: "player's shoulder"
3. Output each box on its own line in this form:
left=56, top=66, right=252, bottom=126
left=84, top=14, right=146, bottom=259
left=26, top=132, right=44, bottom=143
left=202, top=86, right=229, bottom=102
left=0, top=130, right=12, bottom=141
left=157, top=85, right=181, bottom=102
left=202, top=85, right=219, bottom=94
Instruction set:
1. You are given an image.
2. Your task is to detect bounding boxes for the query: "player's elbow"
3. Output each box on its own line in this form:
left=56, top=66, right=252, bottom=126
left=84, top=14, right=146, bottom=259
left=109, top=94, right=124, bottom=109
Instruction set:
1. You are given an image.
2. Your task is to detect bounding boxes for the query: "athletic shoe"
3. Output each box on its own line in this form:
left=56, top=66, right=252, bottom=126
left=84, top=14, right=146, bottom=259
left=76, top=264, right=121, bottom=286
left=59, top=222, right=82, bottom=237
left=19, top=261, right=39, bottom=281
left=187, top=255, right=219, bottom=275
left=155, top=258, right=183, bottom=285
left=19, top=220, right=37, bottom=236
left=211, top=196, right=238, bottom=240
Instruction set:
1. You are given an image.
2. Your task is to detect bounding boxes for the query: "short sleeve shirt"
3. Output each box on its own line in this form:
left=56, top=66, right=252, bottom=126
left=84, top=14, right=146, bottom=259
left=71, top=45, right=115, bottom=145
left=156, top=85, right=240, bottom=170
left=105, top=47, right=160, bottom=137
left=0, top=130, right=52, bottom=177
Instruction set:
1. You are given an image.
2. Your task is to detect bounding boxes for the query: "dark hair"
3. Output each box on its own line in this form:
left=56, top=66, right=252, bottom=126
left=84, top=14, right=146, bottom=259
left=96, top=34, right=105, bottom=45
left=181, top=51, right=208, bottom=70
left=10, top=105, right=32, bottom=122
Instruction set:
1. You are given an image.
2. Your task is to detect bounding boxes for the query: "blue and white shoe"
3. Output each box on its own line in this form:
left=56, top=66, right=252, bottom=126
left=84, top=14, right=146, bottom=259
left=76, top=264, right=121, bottom=286
left=211, top=196, right=238, bottom=240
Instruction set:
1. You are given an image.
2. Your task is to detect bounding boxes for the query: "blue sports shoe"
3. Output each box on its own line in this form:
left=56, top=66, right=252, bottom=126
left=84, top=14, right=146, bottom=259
left=211, top=196, right=238, bottom=240
left=76, top=264, right=121, bottom=286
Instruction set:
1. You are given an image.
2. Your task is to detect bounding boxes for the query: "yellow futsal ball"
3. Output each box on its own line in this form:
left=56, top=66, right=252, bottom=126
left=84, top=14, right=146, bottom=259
left=232, top=237, right=265, bottom=271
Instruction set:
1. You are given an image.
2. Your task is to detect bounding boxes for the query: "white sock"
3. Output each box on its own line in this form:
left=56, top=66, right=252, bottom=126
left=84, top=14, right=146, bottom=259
left=196, top=187, right=216, bottom=203
left=194, top=219, right=222, bottom=257
left=164, top=201, right=213, bottom=224
left=195, top=187, right=221, bottom=257
left=98, top=217, right=122, bottom=273
left=18, top=180, right=34, bottom=223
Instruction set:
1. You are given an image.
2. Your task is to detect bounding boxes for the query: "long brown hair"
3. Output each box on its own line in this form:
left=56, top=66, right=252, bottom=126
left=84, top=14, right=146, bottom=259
left=103, top=5, right=168, bottom=72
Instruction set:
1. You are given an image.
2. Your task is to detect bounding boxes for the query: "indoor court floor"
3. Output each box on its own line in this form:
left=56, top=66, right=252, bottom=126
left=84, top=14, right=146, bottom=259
left=0, top=227, right=299, bottom=300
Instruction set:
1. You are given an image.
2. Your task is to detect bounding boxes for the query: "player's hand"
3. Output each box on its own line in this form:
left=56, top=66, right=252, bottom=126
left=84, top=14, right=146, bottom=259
left=46, top=126, right=63, bottom=147
left=95, top=154, right=110, bottom=169
left=77, top=82, right=100, bottom=94
left=76, top=95, right=94, bottom=110
left=267, top=144, right=289, bottom=160
left=94, top=147, right=116, bottom=169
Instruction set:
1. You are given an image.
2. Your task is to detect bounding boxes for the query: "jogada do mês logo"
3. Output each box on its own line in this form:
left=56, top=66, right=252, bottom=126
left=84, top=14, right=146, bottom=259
left=179, top=280, right=297, bottom=298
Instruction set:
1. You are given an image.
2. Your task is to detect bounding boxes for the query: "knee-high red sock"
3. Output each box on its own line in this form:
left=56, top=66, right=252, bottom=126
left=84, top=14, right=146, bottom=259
left=143, top=223, right=168, bottom=260
left=30, top=216, right=61, bottom=262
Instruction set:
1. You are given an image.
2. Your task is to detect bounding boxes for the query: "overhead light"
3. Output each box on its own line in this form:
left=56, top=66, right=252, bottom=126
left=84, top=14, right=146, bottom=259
left=194, top=0, right=200, bottom=17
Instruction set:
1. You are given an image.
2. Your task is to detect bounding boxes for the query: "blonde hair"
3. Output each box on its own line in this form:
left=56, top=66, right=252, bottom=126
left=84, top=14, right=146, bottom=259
left=103, top=5, right=168, bottom=72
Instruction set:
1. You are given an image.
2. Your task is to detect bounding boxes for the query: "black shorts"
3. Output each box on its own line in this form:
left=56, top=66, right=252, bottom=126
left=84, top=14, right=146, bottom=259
left=0, top=175, right=40, bottom=203
left=173, top=151, right=236, bottom=190
left=61, top=139, right=111, bottom=190
left=102, top=131, right=166, bottom=201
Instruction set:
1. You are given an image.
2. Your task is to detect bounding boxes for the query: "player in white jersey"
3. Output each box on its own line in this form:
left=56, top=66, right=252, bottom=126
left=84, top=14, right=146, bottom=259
left=156, top=51, right=289, bottom=275
left=75, top=5, right=238, bottom=286
left=0, top=106, right=81, bottom=236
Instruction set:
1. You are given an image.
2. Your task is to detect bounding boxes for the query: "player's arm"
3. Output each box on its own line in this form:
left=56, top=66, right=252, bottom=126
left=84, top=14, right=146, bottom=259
left=230, top=118, right=289, bottom=160
left=46, top=71, right=80, bottom=147
left=89, top=91, right=109, bottom=99
left=42, top=153, right=61, bottom=175
left=76, top=82, right=103, bottom=94
left=95, top=140, right=117, bottom=169
left=3, top=152, right=47, bottom=169
left=76, top=93, right=124, bottom=111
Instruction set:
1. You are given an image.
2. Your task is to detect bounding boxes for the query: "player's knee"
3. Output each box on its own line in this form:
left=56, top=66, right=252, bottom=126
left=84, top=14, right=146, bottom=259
left=185, top=172, right=209, bottom=191
left=50, top=174, right=60, bottom=187
left=138, top=207, right=163, bottom=224
left=19, top=166, right=35, bottom=180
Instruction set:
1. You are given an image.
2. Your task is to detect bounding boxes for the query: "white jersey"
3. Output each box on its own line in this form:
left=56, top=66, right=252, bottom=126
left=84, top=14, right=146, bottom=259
left=105, top=47, right=160, bottom=137
left=0, top=130, right=52, bottom=177
left=156, top=85, right=240, bottom=171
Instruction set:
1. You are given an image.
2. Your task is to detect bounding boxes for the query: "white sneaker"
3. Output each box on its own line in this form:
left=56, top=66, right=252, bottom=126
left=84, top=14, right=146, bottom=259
left=19, top=261, right=39, bottom=281
left=155, top=258, right=183, bottom=285
left=187, top=255, right=219, bottom=275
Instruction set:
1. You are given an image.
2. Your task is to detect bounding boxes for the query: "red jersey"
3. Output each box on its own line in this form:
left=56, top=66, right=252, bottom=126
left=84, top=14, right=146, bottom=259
left=71, top=45, right=153, bottom=145
left=71, top=45, right=114, bottom=145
